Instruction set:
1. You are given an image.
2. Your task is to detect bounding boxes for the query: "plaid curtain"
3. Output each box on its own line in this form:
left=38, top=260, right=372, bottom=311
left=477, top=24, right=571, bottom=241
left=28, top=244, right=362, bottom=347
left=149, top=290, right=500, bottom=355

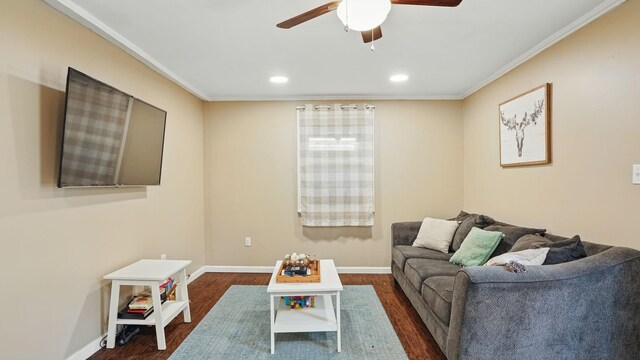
left=298, top=104, right=374, bottom=227
left=60, top=77, right=130, bottom=186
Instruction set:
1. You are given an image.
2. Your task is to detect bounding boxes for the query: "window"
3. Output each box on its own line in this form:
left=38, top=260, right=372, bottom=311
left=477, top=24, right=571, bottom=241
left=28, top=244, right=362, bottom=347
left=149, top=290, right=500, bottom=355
left=297, top=104, right=374, bottom=226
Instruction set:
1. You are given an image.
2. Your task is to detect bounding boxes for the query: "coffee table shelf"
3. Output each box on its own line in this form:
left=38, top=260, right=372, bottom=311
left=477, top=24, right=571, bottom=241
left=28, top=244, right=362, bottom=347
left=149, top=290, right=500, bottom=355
left=273, top=295, right=337, bottom=333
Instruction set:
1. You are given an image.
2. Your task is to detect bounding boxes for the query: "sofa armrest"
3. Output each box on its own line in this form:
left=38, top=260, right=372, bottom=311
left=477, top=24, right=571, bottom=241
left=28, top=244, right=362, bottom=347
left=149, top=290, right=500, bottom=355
left=446, top=247, right=640, bottom=360
left=391, top=221, right=421, bottom=247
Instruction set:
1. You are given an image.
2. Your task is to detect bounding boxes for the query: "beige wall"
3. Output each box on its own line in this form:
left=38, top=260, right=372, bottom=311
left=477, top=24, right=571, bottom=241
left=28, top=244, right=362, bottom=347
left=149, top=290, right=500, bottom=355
left=203, top=100, right=463, bottom=267
left=462, top=0, right=640, bottom=248
left=5, top=0, right=638, bottom=358
left=0, top=1, right=205, bottom=359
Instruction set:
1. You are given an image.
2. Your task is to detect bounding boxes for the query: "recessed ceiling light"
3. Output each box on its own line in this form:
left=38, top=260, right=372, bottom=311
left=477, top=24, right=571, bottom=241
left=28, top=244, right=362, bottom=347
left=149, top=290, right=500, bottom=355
left=390, top=74, right=409, bottom=82
left=270, top=76, right=289, bottom=84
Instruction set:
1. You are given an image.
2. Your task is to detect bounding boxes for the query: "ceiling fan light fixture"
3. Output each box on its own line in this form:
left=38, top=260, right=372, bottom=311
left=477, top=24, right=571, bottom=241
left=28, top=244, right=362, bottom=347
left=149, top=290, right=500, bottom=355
left=269, top=76, right=289, bottom=84
left=336, top=0, right=392, bottom=32
left=390, top=74, right=409, bottom=82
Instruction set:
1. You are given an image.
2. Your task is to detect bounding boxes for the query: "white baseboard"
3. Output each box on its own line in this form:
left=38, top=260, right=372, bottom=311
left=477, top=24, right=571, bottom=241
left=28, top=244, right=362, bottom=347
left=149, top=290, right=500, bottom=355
left=188, top=266, right=206, bottom=283
left=204, top=265, right=391, bottom=274
left=205, top=265, right=274, bottom=273
left=336, top=267, right=391, bottom=274
left=66, top=334, right=103, bottom=360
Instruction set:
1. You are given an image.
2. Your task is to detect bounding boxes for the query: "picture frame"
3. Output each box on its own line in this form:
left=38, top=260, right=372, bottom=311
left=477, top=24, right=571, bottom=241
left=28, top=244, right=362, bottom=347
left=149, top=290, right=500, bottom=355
left=498, top=83, right=551, bottom=167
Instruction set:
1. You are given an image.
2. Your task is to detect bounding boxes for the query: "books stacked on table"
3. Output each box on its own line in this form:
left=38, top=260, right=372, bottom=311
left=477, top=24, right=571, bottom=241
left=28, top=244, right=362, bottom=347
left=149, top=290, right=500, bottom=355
left=118, top=293, right=167, bottom=320
left=118, top=278, right=175, bottom=320
left=283, top=266, right=310, bottom=277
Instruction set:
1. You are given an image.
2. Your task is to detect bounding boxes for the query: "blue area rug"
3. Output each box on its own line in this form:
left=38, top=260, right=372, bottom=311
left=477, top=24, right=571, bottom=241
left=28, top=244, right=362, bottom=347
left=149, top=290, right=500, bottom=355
left=169, top=285, right=408, bottom=360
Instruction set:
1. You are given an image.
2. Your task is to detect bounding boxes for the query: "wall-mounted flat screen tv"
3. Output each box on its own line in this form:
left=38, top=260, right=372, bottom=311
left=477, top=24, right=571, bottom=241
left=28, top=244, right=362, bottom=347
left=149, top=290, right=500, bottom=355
left=58, top=68, right=167, bottom=188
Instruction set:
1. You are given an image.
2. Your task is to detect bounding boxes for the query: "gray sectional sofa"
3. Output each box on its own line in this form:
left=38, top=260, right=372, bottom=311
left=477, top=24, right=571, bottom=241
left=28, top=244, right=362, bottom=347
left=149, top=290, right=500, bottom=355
left=391, top=220, right=640, bottom=360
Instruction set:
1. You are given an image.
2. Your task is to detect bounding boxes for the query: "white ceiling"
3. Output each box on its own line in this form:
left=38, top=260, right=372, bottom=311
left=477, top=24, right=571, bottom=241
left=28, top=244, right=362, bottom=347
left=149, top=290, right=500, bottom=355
left=45, top=0, right=622, bottom=100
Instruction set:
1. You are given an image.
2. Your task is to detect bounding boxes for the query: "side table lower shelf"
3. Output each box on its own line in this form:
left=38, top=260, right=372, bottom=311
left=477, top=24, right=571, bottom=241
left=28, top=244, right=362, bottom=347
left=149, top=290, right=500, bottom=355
left=117, top=300, right=188, bottom=327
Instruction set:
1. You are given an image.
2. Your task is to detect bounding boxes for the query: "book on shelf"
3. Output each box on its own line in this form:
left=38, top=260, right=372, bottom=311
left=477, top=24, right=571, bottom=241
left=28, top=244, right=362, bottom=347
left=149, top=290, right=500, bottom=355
left=159, top=278, right=172, bottom=289
left=165, top=281, right=179, bottom=300
left=131, top=292, right=167, bottom=308
left=136, top=286, right=166, bottom=298
left=126, top=308, right=148, bottom=314
left=116, top=278, right=175, bottom=319
left=118, top=293, right=167, bottom=320
left=128, top=296, right=152, bottom=310
left=130, top=282, right=170, bottom=308
left=159, top=277, right=178, bottom=300
left=118, top=307, right=153, bottom=319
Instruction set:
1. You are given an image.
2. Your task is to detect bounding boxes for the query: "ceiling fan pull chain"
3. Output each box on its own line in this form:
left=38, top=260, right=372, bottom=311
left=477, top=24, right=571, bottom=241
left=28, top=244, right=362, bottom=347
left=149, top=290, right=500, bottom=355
left=370, top=29, right=376, bottom=51
left=344, top=0, right=350, bottom=32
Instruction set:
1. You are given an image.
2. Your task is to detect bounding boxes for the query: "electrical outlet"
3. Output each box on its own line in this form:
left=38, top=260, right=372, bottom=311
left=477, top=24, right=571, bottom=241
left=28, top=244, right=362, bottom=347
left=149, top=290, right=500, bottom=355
left=245, top=236, right=252, bottom=247
left=633, top=164, right=640, bottom=185
left=161, top=254, right=166, bottom=260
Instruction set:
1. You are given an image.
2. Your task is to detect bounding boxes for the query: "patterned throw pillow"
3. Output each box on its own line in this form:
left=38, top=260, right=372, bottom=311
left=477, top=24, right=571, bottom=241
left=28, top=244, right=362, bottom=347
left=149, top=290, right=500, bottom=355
left=450, top=227, right=504, bottom=267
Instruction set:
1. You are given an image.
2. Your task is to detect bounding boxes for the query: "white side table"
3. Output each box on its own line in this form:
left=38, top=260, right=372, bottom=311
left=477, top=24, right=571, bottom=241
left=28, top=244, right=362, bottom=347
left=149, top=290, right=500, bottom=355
left=104, top=259, right=192, bottom=350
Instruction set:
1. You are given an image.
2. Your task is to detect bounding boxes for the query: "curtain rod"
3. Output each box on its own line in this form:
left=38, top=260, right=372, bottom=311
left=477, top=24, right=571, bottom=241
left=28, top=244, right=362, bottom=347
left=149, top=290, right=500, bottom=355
left=296, top=104, right=375, bottom=110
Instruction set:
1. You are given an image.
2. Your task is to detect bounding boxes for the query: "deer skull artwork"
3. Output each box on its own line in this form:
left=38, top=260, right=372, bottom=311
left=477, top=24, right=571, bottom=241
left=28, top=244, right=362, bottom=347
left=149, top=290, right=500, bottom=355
left=500, top=100, right=545, bottom=157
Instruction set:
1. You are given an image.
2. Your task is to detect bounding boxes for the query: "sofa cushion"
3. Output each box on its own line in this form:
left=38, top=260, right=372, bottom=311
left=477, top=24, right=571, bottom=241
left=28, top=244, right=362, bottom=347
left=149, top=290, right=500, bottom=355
left=582, top=241, right=612, bottom=256
left=412, top=217, right=460, bottom=253
left=484, top=224, right=546, bottom=257
left=404, top=258, right=461, bottom=292
left=392, top=245, right=453, bottom=272
left=421, top=276, right=455, bottom=325
left=511, top=234, right=588, bottom=265
left=450, top=211, right=495, bottom=251
left=450, top=227, right=504, bottom=267
left=544, top=233, right=611, bottom=256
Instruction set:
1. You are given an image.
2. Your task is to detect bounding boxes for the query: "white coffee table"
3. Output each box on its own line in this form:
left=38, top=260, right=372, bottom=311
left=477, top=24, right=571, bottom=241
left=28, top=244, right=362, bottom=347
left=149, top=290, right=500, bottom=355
left=267, top=259, right=343, bottom=354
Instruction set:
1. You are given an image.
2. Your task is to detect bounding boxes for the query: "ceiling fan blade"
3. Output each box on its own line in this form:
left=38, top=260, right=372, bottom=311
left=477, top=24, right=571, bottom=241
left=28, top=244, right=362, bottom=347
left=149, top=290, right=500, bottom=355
left=391, top=0, right=463, bottom=7
left=361, top=26, right=383, bottom=43
left=276, top=1, right=341, bottom=29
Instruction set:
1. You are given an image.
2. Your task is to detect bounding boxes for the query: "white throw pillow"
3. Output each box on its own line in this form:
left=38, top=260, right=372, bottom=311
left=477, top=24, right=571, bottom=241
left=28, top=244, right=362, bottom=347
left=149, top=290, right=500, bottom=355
left=412, top=217, right=460, bottom=253
left=485, top=248, right=550, bottom=267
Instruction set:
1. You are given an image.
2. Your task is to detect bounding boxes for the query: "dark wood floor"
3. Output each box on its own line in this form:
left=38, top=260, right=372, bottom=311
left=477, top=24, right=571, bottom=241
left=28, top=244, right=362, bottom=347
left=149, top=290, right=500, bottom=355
left=89, top=273, right=446, bottom=360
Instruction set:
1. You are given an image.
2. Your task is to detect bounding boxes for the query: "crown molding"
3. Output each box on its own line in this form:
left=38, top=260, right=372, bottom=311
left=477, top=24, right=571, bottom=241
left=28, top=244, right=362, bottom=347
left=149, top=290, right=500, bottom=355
left=43, top=0, right=209, bottom=100
left=205, top=94, right=464, bottom=101
left=460, top=0, right=626, bottom=98
left=45, top=0, right=625, bottom=102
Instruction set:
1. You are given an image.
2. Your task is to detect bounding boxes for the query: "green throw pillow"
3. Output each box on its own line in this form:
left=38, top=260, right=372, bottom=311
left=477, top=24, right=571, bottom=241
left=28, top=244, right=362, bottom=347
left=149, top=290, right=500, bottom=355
left=450, top=227, right=504, bottom=267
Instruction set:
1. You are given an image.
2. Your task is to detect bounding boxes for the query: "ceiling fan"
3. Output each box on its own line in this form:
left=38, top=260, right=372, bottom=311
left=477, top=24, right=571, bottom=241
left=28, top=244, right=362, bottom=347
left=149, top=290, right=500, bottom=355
left=276, top=0, right=463, bottom=47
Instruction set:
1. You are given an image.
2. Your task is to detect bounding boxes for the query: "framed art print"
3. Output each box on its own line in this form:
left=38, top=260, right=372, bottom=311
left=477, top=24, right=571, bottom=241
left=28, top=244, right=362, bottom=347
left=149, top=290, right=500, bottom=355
left=499, top=83, right=551, bottom=167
